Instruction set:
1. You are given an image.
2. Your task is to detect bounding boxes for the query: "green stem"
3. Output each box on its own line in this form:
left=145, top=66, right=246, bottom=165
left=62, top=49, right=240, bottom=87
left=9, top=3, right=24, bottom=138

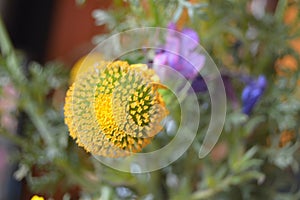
left=150, top=170, right=166, bottom=199
left=149, top=0, right=160, bottom=26
left=191, top=171, right=264, bottom=199
left=0, top=16, right=56, bottom=154
left=178, top=82, right=191, bottom=103
left=191, top=177, right=232, bottom=200
left=0, top=17, right=25, bottom=83
left=274, top=0, right=287, bottom=22
left=25, top=101, right=56, bottom=149
left=54, top=157, right=100, bottom=191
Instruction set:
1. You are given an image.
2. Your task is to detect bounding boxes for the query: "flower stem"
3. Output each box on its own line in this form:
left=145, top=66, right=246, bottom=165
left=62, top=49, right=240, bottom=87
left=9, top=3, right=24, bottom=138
left=191, top=176, right=232, bottom=199
left=0, top=17, right=25, bottom=83
left=191, top=171, right=264, bottom=199
left=0, top=16, right=56, bottom=156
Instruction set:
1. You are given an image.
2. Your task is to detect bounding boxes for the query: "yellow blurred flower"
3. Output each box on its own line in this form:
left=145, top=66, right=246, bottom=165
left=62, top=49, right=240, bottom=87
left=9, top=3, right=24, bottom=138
left=64, top=59, right=168, bottom=157
left=31, top=195, right=44, bottom=200
left=69, top=53, right=103, bottom=84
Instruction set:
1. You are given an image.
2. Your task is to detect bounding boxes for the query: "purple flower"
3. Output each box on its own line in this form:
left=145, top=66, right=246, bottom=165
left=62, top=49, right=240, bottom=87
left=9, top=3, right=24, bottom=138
left=191, top=75, right=207, bottom=92
left=191, top=75, right=239, bottom=109
left=242, top=75, right=267, bottom=115
left=153, top=23, right=205, bottom=79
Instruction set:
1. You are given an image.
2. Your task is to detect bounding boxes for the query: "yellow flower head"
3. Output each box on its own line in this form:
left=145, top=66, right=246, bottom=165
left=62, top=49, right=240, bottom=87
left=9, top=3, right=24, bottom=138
left=64, top=60, right=168, bottom=157
left=31, top=195, right=44, bottom=200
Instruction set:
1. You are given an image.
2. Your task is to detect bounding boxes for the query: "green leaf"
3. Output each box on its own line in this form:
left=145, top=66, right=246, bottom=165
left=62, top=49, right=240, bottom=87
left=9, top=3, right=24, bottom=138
left=274, top=0, right=287, bottom=22
left=245, top=115, right=266, bottom=133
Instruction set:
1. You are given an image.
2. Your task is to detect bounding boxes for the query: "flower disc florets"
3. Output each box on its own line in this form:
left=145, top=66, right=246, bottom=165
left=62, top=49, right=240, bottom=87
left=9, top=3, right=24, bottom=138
left=64, top=60, right=168, bottom=157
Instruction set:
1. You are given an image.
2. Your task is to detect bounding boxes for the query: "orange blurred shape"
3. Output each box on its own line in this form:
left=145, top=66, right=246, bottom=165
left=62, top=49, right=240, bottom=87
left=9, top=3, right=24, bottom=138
left=284, top=4, right=298, bottom=25
left=285, top=4, right=300, bottom=54
left=176, top=8, right=188, bottom=30
left=141, top=0, right=150, bottom=17
left=46, top=0, right=110, bottom=63
left=176, top=0, right=202, bottom=30
left=210, top=142, right=228, bottom=162
left=275, top=55, right=298, bottom=75
left=290, top=38, right=300, bottom=54
left=275, top=4, right=300, bottom=77
left=279, top=130, right=295, bottom=147
left=190, top=0, right=201, bottom=3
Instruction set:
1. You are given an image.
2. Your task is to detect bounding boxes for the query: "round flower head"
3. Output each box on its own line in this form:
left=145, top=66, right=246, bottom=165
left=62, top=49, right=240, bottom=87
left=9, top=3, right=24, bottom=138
left=64, top=59, right=168, bottom=157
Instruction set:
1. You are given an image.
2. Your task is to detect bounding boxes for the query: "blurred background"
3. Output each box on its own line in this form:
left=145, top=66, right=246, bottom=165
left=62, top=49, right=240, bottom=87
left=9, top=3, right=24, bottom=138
left=1, top=0, right=110, bottom=63
left=0, top=0, right=300, bottom=199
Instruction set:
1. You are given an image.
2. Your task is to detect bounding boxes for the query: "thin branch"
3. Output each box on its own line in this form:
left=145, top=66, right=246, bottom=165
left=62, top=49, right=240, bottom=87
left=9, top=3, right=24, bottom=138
left=0, top=16, right=57, bottom=156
